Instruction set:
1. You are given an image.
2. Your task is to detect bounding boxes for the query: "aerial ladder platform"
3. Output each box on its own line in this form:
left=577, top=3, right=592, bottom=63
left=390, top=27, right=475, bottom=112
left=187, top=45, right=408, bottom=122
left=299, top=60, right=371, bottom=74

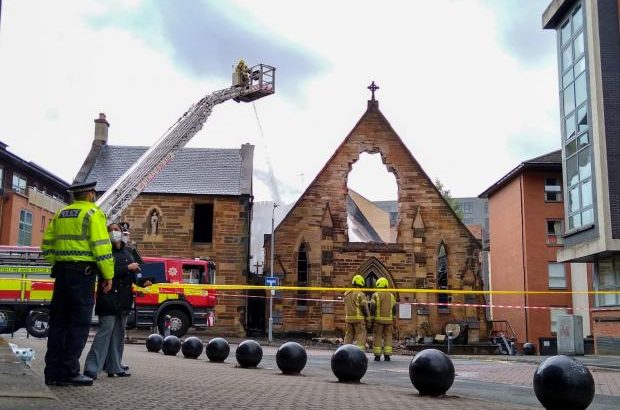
left=95, top=62, right=275, bottom=222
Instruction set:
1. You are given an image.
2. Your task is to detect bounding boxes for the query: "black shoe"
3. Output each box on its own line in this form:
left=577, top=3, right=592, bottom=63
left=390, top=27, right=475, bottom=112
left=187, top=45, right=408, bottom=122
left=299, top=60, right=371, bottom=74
left=121, top=364, right=130, bottom=371
left=83, top=371, right=97, bottom=380
left=108, top=371, right=131, bottom=377
left=374, top=355, right=381, bottom=361
left=384, top=355, right=391, bottom=361
left=45, top=378, right=69, bottom=386
left=65, top=374, right=94, bottom=386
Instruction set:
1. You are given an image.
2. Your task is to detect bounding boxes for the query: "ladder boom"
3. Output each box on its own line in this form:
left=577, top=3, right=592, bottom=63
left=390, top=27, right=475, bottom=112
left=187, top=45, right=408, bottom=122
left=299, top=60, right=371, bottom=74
left=96, top=64, right=275, bottom=222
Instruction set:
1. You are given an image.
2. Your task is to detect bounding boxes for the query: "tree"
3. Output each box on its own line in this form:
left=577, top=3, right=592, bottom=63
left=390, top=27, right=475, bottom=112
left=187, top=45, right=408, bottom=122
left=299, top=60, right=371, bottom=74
left=434, top=178, right=463, bottom=220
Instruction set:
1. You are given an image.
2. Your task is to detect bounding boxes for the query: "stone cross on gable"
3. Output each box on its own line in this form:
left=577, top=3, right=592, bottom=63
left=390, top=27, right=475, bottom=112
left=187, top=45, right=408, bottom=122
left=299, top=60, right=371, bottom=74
left=367, top=81, right=379, bottom=101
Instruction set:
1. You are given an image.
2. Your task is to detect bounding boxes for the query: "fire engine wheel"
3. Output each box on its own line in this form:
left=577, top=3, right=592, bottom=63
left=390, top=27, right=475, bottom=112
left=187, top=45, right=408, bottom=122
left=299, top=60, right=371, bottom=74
left=26, top=309, right=50, bottom=338
left=158, top=309, right=190, bottom=337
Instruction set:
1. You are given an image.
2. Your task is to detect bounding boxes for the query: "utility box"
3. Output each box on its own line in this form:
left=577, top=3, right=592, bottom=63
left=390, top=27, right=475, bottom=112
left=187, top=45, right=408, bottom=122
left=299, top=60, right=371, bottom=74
left=557, top=315, right=584, bottom=356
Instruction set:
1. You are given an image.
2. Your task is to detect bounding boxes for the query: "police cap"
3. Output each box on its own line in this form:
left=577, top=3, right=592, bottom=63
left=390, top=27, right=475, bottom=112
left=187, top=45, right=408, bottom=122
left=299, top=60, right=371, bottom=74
left=67, top=181, right=97, bottom=194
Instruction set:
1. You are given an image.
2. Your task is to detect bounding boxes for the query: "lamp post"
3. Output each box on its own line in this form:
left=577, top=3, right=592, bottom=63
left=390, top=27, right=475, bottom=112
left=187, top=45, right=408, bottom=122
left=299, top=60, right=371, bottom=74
left=268, top=202, right=278, bottom=342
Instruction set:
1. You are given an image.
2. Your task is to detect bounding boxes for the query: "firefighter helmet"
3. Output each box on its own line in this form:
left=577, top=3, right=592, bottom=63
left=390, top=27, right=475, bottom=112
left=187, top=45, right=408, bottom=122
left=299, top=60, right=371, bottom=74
left=352, top=274, right=365, bottom=287
left=376, top=277, right=389, bottom=288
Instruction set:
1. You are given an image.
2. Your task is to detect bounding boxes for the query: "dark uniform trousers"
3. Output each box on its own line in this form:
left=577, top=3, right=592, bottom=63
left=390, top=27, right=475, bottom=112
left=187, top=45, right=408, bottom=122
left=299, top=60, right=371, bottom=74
left=44, top=262, right=97, bottom=381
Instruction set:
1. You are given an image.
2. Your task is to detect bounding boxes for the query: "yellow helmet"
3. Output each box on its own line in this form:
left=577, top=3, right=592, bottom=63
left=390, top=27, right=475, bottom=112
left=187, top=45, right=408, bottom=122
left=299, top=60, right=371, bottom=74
left=352, top=274, right=365, bottom=287
left=376, top=277, right=389, bottom=288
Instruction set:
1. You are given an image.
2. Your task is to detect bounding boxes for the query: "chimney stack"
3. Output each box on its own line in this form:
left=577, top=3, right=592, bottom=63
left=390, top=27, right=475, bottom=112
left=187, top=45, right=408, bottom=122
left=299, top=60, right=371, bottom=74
left=94, top=113, right=109, bottom=144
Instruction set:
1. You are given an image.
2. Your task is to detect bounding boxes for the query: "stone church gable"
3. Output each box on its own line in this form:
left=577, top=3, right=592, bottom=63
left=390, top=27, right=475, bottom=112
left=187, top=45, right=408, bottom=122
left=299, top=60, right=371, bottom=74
left=266, top=97, right=486, bottom=339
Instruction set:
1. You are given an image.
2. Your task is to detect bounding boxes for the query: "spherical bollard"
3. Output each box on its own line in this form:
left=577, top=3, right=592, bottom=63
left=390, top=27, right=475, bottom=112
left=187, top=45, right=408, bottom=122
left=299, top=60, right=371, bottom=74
left=523, top=342, right=536, bottom=356
left=533, top=355, right=595, bottom=410
left=205, top=337, right=230, bottom=362
left=145, top=333, right=163, bottom=353
left=235, top=340, right=263, bottom=368
left=161, top=335, right=182, bottom=356
left=408, top=348, right=455, bottom=396
left=181, top=336, right=204, bottom=359
left=276, top=342, right=307, bottom=374
left=330, top=344, right=368, bottom=382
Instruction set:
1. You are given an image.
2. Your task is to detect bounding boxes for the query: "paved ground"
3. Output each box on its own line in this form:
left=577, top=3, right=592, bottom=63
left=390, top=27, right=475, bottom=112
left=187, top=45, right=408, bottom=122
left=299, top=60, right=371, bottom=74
left=4, top=331, right=620, bottom=410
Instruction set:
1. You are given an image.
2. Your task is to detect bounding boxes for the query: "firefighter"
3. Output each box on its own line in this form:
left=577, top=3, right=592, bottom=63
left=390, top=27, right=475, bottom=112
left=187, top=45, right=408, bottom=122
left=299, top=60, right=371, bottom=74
left=369, top=277, right=397, bottom=361
left=235, top=59, right=250, bottom=86
left=343, top=274, right=370, bottom=350
left=41, top=181, right=115, bottom=386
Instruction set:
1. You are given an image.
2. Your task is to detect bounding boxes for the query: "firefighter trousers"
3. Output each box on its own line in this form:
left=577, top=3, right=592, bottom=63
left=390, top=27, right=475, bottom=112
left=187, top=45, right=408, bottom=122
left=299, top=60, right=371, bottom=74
left=373, top=322, right=393, bottom=356
left=344, top=322, right=366, bottom=350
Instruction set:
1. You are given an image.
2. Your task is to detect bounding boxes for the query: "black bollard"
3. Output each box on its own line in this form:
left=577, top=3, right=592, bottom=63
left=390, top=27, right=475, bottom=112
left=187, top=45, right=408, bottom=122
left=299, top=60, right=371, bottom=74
left=523, top=342, right=536, bottom=356
left=533, top=355, right=595, bottom=410
left=408, top=348, right=455, bottom=396
left=330, top=344, right=368, bottom=382
left=181, top=336, right=204, bottom=359
left=276, top=342, right=307, bottom=374
left=146, top=333, right=164, bottom=353
left=206, top=337, right=230, bottom=362
left=161, top=335, right=182, bottom=356
left=235, top=340, right=263, bottom=368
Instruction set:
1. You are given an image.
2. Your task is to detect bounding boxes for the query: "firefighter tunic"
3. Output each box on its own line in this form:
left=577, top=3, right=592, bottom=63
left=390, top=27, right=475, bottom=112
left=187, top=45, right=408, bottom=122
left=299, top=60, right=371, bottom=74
left=343, top=289, right=369, bottom=349
left=370, top=291, right=397, bottom=357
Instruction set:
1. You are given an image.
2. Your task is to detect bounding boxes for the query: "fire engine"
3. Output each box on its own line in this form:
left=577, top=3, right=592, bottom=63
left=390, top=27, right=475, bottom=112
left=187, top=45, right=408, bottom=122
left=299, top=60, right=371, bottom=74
left=0, top=62, right=275, bottom=338
left=0, top=246, right=216, bottom=337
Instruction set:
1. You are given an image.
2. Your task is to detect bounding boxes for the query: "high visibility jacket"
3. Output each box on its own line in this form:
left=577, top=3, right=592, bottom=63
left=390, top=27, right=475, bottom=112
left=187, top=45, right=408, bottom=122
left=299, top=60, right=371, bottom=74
left=41, top=200, right=114, bottom=280
left=344, top=289, right=369, bottom=323
left=371, top=291, right=396, bottom=324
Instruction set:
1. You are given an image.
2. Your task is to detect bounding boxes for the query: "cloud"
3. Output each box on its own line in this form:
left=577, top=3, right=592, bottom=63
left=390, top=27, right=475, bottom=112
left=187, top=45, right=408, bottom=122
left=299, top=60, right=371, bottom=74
left=86, top=0, right=325, bottom=98
left=484, top=0, right=556, bottom=65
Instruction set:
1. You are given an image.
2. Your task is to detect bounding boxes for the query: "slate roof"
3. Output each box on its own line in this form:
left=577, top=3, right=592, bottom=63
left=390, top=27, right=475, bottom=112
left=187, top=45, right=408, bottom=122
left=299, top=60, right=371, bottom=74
left=85, top=145, right=247, bottom=195
left=479, top=149, right=562, bottom=198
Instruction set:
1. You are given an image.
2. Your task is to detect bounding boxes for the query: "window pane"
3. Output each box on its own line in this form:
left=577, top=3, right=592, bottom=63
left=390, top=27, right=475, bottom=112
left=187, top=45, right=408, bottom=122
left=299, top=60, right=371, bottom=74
left=573, top=32, right=585, bottom=57
left=569, top=186, right=580, bottom=212
left=561, top=21, right=572, bottom=45
left=566, top=139, right=577, bottom=157
left=581, top=208, right=594, bottom=225
left=563, top=70, right=574, bottom=87
left=578, top=148, right=592, bottom=180
left=566, top=155, right=579, bottom=186
left=574, top=73, right=587, bottom=106
left=565, top=114, right=576, bottom=140
left=577, top=107, right=588, bottom=132
left=581, top=180, right=593, bottom=207
left=574, top=57, right=586, bottom=76
left=562, top=46, right=573, bottom=71
left=569, top=213, right=581, bottom=230
left=573, top=6, right=583, bottom=32
left=563, top=84, right=575, bottom=114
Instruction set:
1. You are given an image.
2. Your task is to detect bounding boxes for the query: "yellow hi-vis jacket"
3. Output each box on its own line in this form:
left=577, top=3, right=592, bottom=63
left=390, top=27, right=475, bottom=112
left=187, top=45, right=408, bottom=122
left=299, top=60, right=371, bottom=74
left=41, top=200, right=114, bottom=280
left=371, top=291, right=396, bottom=324
left=344, top=289, right=369, bottom=323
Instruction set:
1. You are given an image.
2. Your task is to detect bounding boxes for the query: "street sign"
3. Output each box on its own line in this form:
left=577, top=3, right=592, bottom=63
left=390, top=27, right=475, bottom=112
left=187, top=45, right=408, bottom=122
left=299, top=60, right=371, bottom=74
left=265, top=276, right=279, bottom=286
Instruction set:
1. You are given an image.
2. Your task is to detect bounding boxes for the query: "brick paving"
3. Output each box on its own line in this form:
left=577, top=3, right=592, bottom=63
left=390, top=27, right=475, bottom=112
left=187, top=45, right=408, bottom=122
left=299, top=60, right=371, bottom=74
left=13, top=337, right=542, bottom=410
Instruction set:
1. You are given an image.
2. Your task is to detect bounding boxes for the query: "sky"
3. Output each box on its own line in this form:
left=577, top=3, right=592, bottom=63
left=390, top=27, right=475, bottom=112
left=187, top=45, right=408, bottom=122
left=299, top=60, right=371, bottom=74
left=0, top=0, right=561, bottom=205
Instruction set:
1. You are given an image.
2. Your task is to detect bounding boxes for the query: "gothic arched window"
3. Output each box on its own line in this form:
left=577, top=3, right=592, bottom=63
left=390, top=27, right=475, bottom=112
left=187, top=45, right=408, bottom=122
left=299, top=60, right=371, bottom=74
left=437, top=243, right=449, bottom=309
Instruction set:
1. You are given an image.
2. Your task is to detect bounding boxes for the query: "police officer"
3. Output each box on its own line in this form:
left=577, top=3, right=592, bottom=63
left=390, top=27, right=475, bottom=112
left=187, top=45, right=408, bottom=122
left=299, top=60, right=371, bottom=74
left=343, top=274, right=370, bottom=350
left=369, top=277, right=397, bottom=361
left=41, top=181, right=115, bottom=386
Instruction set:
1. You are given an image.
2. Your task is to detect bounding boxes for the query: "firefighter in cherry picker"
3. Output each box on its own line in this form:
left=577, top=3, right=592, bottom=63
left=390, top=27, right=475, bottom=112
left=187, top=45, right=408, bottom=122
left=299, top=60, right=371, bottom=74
left=343, top=274, right=370, bottom=350
left=369, top=277, right=397, bottom=361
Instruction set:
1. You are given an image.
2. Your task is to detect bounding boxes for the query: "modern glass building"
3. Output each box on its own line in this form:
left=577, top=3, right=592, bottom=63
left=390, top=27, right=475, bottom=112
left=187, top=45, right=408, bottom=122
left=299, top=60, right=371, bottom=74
left=543, top=0, right=620, bottom=354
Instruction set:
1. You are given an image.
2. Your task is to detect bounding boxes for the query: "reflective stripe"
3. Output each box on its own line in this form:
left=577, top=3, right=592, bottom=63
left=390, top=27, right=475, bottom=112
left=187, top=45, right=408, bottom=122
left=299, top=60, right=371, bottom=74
left=91, top=239, right=110, bottom=247
left=96, top=253, right=113, bottom=261
left=82, top=208, right=95, bottom=239
left=52, top=250, right=94, bottom=257
left=42, top=239, right=55, bottom=245
left=54, top=234, right=86, bottom=241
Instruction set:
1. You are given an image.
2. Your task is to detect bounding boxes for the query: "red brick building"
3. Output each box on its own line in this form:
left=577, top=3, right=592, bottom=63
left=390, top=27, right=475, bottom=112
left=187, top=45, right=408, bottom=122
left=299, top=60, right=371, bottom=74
left=0, top=142, right=69, bottom=246
left=76, top=114, right=254, bottom=336
left=481, top=151, right=593, bottom=352
left=264, top=96, right=487, bottom=340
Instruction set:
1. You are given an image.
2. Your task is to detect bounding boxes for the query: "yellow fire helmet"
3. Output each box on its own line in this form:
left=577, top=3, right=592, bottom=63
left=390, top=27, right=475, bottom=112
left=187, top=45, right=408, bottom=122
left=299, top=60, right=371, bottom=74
left=376, top=277, right=389, bottom=288
left=352, top=274, right=365, bottom=287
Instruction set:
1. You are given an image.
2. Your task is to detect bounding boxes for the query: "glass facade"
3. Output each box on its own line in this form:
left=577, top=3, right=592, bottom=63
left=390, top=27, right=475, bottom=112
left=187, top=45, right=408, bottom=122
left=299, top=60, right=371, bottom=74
left=558, top=3, right=595, bottom=231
